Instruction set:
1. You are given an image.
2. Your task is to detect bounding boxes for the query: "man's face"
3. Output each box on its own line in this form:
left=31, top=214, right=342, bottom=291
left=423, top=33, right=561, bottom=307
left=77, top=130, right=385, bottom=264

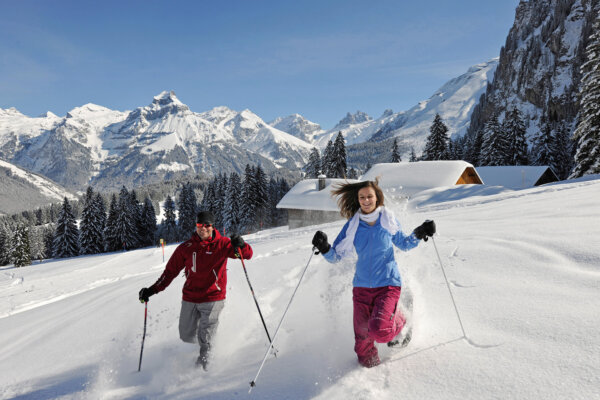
left=196, top=223, right=214, bottom=240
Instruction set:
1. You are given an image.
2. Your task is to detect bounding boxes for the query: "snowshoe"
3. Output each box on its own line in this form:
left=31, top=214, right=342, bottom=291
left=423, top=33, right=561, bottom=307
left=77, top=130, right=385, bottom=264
left=387, top=326, right=412, bottom=348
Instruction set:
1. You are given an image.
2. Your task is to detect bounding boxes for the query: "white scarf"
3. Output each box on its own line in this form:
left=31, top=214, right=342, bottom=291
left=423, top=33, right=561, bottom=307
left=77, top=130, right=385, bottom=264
left=335, top=206, right=401, bottom=258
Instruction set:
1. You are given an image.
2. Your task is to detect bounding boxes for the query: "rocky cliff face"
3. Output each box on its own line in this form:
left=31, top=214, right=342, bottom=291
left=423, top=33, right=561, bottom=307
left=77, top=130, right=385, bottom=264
left=467, top=0, right=598, bottom=140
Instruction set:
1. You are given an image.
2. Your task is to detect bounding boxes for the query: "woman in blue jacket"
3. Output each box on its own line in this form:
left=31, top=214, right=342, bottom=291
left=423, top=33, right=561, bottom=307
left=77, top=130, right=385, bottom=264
left=312, top=179, right=435, bottom=368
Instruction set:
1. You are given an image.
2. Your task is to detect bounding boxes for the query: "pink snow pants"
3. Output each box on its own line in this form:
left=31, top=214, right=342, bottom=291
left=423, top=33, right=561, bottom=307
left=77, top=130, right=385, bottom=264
left=352, top=286, right=405, bottom=367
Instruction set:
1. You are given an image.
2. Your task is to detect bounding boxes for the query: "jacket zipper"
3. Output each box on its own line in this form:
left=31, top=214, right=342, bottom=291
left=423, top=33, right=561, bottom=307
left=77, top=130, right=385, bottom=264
left=192, top=252, right=196, bottom=272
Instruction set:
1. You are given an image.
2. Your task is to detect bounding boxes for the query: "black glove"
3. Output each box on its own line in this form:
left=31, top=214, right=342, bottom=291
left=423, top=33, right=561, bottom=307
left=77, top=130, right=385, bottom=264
left=312, top=231, right=331, bottom=254
left=230, top=234, right=245, bottom=249
left=139, top=287, right=155, bottom=303
left=413, top=220, right=436, bottom=241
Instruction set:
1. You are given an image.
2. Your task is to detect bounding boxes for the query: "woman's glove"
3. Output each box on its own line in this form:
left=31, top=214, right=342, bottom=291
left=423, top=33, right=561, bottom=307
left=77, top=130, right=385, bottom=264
left=312, top=231, right=331, bottom=254
left=413, top=220, right=436, bottom=241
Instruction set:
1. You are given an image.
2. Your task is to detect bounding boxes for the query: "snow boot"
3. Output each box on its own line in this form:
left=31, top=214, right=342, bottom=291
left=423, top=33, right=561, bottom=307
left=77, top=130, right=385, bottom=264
left=195, top=355, right=208, bottom=371
left=387, top=325, right=412, bottom=348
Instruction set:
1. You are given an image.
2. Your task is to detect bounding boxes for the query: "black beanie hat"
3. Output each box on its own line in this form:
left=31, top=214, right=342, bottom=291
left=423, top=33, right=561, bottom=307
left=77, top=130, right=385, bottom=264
left=196, top=211, right=215, bottom=225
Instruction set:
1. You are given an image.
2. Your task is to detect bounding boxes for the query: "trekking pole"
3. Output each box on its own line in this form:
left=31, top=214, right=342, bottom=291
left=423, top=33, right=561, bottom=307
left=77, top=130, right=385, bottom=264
left=238, top=249, right=278, bottom=357
left=138, top=301, right=148, bottom=372
left=249, top=248, right=316, bottom=392
left=431, top=236, right=467, bottom=338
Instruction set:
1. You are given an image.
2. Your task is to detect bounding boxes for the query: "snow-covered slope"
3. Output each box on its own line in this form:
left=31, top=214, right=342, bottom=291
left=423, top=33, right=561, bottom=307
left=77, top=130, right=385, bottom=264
left=1, top=174, right=598, bottom=399
left=0, top=159, right=76, bottom=215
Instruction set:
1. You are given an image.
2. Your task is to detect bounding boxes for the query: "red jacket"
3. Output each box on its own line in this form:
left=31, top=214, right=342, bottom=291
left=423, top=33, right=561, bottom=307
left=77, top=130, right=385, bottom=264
left=150, top=229, right=253, bottom=303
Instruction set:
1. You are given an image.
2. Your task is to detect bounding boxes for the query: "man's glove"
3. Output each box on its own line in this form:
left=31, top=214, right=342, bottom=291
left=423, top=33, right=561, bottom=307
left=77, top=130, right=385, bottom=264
left=413, top=220, right=436, bottom=241
left=139, top=287, right=155, bottom=303
left=230, top=234, right=245, bottom=249
left=312, top=231, right=331, bottom=254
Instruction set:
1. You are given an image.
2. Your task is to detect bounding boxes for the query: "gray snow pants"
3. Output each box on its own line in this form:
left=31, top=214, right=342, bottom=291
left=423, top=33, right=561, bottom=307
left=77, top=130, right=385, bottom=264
left=179, top=299, right=225, bottom=360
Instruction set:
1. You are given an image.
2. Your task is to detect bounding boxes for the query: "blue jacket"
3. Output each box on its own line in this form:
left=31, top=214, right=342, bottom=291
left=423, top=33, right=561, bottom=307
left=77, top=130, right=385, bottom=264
left=323, top=215, right=420, bottom=288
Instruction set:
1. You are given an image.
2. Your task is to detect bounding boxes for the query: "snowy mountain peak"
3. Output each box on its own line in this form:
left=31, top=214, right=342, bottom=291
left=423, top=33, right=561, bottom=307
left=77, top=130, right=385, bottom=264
left=0, top=107, right=26, bottom=117
left=269, top=113, right=323, bottom=142
left=152, top=90, right=183, bottom=106
left=37, top=111, right=59, bottom=119
left=333, top=111, right=372, bottom=129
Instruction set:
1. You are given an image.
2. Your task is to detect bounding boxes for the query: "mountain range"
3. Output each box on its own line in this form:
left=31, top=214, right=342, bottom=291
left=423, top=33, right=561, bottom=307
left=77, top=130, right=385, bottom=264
left=0, top=58, right=497, bottom=205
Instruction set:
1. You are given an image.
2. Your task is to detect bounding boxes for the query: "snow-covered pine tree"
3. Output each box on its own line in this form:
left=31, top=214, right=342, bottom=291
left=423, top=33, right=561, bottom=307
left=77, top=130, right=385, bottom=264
left=140, top=196, right=157, bottom=247
left=274, top=177, right=290, bottom=227
left=239, top=165, right=257, bottom=233
left=79, top=187, right=103, bottom=255
left=503, top=108, right=529, bottom=165
left=531, top=119, right=555, bottom=166
left=223, top=172, right=242, bottom=234
left=29, top=226, right=46, bottom=262
left=215, top=174, right=228, bottom=232
left=552, top=122, right=573, bottom=179
left=11, top=224, right=31, bottom=267
left=115, top=187, right=137, bottom=251
left=0, top=222, right=9, bottom=266
left=93, top=193, right=106, bottom=243
left=53, top=197, right=79, bottom=259
left=391, top=138, right=402, bottom=162
left=162, top=195, right=178, bottom=243
left=177, top=183, right=197, bottom=239
left=43, top=225, right=54, bottom=259
left=409, top=147, right=418, bottom=162
left=104, top=194, right=120, bottom=252
left=305, top=148, right=321, bottom=178
left=347, top=167, right=358, bottom=179
left=571, top=11, right=600, bottom=177
left=332, top=131, right=347, bottom=178
left=253, top=166, right=269, bottom=230
left=422, top=114, right=450, bottom=160
left=129, top=190, right=143, bottom=249
left=480, top=115, right=510, bottom=166
left=322, top=140, right=334, bottom=177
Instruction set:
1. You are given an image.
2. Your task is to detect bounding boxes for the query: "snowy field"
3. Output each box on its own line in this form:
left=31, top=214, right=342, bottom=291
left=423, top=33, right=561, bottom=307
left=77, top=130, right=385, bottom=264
left=1, top=176, right=599, bottom=400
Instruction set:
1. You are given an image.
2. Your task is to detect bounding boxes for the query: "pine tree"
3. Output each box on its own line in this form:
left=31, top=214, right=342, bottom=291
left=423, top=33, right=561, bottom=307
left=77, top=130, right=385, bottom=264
left=140, top=197, right=157, bottom=247
left=305, top=148, right=322, bottom=178
left=551, top=123, right=573, bottom=179
left=29, top=226, right=46, bottom=262
left=129, top=190, right=143, bottom=249
left=104, top=194, right=120, bottom=252
left=115, top=187, right=137, bottom=251
left=409, top=147, right=418, bottom=162
left=347, top=167, right=358, bottom=179
left=503, top=108, right=529, bottom=165
left=253, top=165, right=269, bottom=230
left=422, top=114, right=450, bottom=160
left=240, top=165, right=257, bottom=233
left=214, top=174, right=228, bottom=232
left=162, top=195, right=178, bottom=243
left=571, top=12, right=600, bottom=177
left=223, top=172, right=242, bottom=234
left=332, top=131, right=347, bottom=178
left=11, top=224, right=31, bottom=267
left=391, top=138, right=402, bottom=162
left=480, top=116, right=510, bottom=166
left=53, top=197, right=79, bottom=258
left=177, top=183, right=197, bottom=239
left=0, top=223, right=9, bottom=266
left=531, top=120, right=555, bottom=166
left=322, top=140, right=334, bottom=176
left=79, top=187, right=104, bottom=255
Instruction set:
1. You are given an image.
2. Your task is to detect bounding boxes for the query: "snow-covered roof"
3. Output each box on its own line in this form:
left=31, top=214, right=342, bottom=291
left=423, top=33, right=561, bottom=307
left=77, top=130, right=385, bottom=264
left=476, top=166, right=558, bottom=189
left=276, top=178, right=359, bottom=211
left=361, top=161, right=482, bottom=196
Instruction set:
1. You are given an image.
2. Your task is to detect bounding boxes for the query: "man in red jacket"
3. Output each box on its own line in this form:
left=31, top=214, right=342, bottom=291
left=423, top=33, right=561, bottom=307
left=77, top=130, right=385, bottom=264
left=139, top=210, right=253, bottom=370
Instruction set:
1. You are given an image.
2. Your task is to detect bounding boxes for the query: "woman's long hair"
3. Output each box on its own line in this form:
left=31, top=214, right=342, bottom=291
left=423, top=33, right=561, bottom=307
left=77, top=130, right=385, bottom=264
left=331, top=179, right=385, bottom=219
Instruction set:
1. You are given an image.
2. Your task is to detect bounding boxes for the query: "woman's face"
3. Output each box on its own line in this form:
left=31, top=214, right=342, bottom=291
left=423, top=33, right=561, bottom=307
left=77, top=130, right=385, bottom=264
left=358, top=186, right=377, bottom=214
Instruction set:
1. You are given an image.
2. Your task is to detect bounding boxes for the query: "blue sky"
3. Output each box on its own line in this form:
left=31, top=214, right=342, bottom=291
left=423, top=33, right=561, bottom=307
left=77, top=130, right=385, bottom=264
left=1, top=0, right=520, bottom=129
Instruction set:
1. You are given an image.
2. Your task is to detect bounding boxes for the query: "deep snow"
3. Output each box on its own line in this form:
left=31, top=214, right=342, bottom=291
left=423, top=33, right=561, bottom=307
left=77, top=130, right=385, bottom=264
left=1, top=176, right=599, bottom=400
